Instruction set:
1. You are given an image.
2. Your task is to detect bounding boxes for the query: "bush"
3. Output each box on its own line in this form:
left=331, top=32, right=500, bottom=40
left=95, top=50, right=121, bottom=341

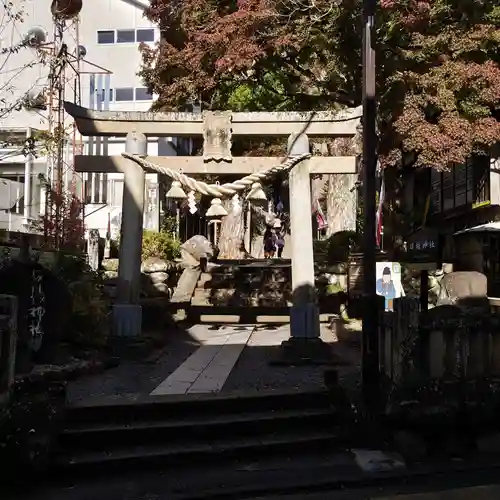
left=51, top=252, right=91, bottom=284
left=67, top=277, right=109, bottom=348
left=50, top=253, right=110, bottom=349
left=326, top=230, right=361, bottom=263
left=142, top=230, right=181, bottom=262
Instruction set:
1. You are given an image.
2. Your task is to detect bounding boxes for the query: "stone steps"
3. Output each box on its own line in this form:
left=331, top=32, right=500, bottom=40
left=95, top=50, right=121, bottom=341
left=193, top=261, right=292, bottom=309
left=191, top=262, right=327, bottom=309
left=173, top=260, right=345, bottom=322
left=191, top=289, right=292, bottom=308
left=53, top=390, right=343, bottom=477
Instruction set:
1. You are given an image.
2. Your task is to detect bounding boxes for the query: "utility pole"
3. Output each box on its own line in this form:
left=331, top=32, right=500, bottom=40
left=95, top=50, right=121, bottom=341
left=361, top=0, right=380, bottom=411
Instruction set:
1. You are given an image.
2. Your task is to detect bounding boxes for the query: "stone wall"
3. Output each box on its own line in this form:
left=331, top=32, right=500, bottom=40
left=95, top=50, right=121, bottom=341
left=102, top=257, right=183, bottom=299
left=381, top=294, right=500, bottom=383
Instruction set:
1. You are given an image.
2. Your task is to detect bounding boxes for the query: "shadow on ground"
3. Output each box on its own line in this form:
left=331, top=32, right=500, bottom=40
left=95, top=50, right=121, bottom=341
left=66, top=306, right=361, bottom=404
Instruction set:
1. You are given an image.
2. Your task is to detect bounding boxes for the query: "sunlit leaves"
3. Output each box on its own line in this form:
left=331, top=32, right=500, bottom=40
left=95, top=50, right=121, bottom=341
left=141, top=0, right=500, bottom=170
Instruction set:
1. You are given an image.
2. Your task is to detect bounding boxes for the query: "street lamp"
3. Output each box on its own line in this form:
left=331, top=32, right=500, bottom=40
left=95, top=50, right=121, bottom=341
left=165, top=180, right=187, bottom=239
left=205, top=198, right=228, bottom=246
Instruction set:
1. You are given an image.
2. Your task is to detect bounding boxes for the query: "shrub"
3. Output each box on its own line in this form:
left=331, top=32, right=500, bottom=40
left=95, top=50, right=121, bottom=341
left=67, top=278, right=109, bottom=348
left=51, top=252, right=91, bottom=284
left=326, top=230, right=361, bottom=263
left=142, top=230, right=181, bottom=262
left=50, top=253, right=110, bottom=349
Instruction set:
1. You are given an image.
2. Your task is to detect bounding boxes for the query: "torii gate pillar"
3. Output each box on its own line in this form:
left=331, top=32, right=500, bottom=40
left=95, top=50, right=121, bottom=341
left=276, top=133, right=332, bottom=364
left=112, top=131, right=146, bottom=337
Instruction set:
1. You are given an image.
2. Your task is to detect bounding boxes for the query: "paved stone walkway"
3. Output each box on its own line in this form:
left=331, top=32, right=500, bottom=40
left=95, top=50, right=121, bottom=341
left=67, top=319, right=361, bottom=403
left=151, top=326, right=254, bottom=395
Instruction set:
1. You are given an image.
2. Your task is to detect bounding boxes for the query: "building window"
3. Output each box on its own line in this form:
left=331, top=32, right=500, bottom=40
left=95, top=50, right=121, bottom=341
left=98, top=89, right=113, bottom=102
left=135, top=87, right=153, bottom=101
left=136, top=28, right=155, bottom=43
left=117, top=29, right=136, bottom=43
left=94, top=87, right=155, bottom=102
left=454, top=163, right=467, bottom=207
left=97, top=30, right=115, bottom=44
left=96, top=28, right=156, bottom=45
left=84, top=173, right=108, bottom=204
left=430, top=156, right=490, bottom=214
left=110, top=179, right=123, bottom=207
left=115, top=87, right=134, bottom=102
left=474, top=155, right=490, bottom=206
left=442, top=171, right=454, bottom=211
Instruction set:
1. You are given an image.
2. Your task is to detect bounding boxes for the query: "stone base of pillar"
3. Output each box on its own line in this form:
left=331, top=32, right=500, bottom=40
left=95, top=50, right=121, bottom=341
left=271, top=337, right=335, bottom=366
left=112, top=304, right=142, bottom=337
left=290, top=303, right=321, bottom=339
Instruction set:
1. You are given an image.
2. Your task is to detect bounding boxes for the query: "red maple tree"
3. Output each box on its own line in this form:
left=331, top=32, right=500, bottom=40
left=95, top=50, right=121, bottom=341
left=140, top=0, right=500, bottom=170
left=30, top=178, right=85, bottom=251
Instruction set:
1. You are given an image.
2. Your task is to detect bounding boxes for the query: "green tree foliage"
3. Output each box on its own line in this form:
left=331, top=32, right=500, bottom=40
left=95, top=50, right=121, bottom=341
left=142, top=229, right=181, bottom=261
left=141, top=0, right=500, bottom=170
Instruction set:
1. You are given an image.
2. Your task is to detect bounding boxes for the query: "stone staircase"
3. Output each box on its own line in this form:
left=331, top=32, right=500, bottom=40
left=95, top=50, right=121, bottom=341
left=192, top=260, right=292, bottom=308
left=184, top=259, right=341, bottom=323
left=186, top=260, right=292, bottom=323
left=53, top=390, right=343, bottom=479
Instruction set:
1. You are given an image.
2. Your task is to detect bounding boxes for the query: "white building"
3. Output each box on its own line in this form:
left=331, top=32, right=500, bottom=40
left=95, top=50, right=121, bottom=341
left=0, top=0, right=181, bottom=236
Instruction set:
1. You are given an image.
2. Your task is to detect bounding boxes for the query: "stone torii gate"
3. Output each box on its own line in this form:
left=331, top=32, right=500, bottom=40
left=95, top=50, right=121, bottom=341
left=65, top=102, right=361, bottom=360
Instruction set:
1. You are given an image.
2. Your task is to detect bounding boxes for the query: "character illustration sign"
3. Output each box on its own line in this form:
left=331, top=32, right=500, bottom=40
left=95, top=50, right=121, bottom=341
left=376, top=262, right=404, bottom=312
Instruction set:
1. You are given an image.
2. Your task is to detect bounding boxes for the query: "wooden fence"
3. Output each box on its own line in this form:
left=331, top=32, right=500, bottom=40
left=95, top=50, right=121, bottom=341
left=380, top=297, right=500, bottom=383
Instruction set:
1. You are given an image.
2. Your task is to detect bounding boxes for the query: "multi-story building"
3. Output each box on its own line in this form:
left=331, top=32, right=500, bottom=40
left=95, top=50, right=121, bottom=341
left=0, top=0, right=181, bottom=236
left=405, top=148, right=500, bottom=295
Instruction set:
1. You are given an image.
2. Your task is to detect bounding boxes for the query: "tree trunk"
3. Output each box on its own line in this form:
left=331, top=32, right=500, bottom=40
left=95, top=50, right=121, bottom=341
left=217, top=200, right=246, bottom=259
left=326, top=174, right=357, bottom=236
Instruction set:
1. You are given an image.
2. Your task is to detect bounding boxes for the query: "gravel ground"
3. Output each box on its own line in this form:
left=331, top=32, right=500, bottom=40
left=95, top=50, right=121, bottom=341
left=222, top=321, right=361, bottom=394
left=66, top=319, right=361, bottom=403
left=66, top=326, right=199, bottom=404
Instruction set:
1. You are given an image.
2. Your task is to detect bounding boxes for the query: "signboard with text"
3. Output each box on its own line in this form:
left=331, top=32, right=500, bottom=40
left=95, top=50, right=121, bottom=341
left=405, top=228, right=440, bottom=265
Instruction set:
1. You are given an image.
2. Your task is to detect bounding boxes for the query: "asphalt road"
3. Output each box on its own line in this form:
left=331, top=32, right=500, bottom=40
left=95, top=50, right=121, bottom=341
left=10, top=464, right=500, bottom=500
left=260, top=485, right=500, bottom=500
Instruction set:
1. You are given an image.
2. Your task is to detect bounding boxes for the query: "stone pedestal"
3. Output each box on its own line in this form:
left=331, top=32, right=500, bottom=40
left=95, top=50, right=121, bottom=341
left=274, top=337, right=334, bottom=366
left=112, top=304, right=142, bottom=338
left=290, top=302, right=320, bottom=339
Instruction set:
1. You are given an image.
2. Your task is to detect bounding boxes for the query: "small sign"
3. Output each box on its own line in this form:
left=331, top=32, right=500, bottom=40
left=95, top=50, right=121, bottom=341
left=376, top=262, right=404, bottom=312
left=405, top=228, right=440, bottom=265
left=348, top=253, right=364, bottom=297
